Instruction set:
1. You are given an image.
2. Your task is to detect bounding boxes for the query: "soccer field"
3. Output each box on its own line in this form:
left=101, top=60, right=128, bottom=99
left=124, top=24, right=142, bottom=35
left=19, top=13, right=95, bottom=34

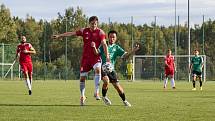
left=0, top=80, right=214, bottom=121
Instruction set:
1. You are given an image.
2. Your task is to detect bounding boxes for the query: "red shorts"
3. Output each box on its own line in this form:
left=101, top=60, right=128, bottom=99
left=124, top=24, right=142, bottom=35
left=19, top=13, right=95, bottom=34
left=20, top=62, right=33, bottom=74
left=165, top=69, right=174, bottom=76
left=80, top=57, right=101, bottom=73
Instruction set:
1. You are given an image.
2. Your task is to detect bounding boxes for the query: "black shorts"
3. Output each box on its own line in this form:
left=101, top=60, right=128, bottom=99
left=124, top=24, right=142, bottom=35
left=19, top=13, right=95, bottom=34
left=101, top=70, right=118, bottom=83
left=192, top=70, right=202, bottom=77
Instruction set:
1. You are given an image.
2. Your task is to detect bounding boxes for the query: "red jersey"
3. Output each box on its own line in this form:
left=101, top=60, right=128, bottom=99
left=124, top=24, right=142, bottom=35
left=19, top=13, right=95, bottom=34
left=16, top=43, right=33, bottom=63
left=76, top=27, right=105, bottom=62
left=165, top=55, right=175, bottom=70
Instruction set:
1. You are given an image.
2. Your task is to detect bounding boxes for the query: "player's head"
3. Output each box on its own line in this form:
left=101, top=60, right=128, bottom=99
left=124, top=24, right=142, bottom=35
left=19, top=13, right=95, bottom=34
left=108, top=30, right=118, bottom=44
left=167, top=49, right=172, bottom=55
left=89, top=16, right=98, bottom=30
left=129, top=60, right=132, bottom=63
left=194, top=49, right=199, bottom=55
left=21, top=36, right=27, bottom=43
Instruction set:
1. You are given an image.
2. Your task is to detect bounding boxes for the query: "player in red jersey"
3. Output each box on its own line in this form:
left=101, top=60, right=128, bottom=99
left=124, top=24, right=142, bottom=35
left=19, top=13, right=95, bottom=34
left=52, top=16, right=110, bottom=106
left=163, top=49, right=176, bottom=89
left=16, top=36, right=36, bottom=95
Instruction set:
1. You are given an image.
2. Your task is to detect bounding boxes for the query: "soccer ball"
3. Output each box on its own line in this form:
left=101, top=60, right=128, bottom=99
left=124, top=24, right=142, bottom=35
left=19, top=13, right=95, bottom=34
left=102, top=62, right=113, bottom=73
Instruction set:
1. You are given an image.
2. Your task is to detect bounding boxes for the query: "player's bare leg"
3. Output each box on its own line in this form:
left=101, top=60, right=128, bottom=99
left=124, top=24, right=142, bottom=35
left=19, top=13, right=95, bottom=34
left=130, top=74, right=133, bottom=82
left=192, top=75, right=197, bottom=90
left=101, top=76, right=111, bottom=105
left=112, top=82, right=131, bottom=107
left=94, top=67, right=101, bottom=100
left=127, top=75, right=132, bottom=82
left=80, top=76, right=87, bottom=106
left=199, top=76, right=203, bottom=90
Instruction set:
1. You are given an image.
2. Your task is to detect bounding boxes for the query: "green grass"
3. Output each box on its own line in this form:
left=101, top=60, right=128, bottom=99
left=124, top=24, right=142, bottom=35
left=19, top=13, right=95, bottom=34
left=0, top=80, right=215, bottom=121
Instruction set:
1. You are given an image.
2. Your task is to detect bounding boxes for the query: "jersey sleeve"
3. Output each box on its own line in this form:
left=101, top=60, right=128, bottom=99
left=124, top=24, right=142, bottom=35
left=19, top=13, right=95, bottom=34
left=28, top=43, right=32, bottom=48
left=200, top=57, right=204, bottom=64
left=172, top=56, right=175, bottom=61
left=164, top=56, right=168, bottom=64
left=76, top=28, right=84, bottom=36
left=116, top=45, right=126, bottom=57
left=191, top=57, right=194, bottom=64
left=99, top=29, right=106, bottom=40
left=98, top=45, right=104, bottom=54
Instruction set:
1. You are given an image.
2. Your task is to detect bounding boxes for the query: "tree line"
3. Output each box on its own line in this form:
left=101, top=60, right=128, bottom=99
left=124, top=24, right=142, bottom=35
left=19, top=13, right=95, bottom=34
left=0, top=4, right=214, bottom=80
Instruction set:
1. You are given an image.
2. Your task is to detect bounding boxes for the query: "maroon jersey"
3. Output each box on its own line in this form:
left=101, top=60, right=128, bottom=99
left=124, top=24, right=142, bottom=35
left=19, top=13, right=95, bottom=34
left=165, top=55, right=175, bottom=70
left=76, top=27, right=106, bottom=72
left=16, top=43, right=33, bottom=63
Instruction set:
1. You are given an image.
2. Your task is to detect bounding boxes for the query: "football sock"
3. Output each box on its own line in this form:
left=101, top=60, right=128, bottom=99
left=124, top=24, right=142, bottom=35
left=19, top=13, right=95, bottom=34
left=164, top=78, right=168, bottom=87
left=192, top=80, right=196, bottom=88
left=94, top=74, right=101, bottom=94
left=199, top=80, right=202, bottom=87
left=119, top=93, right=126, bottom=101
left=171, top=78, right=175, bottom=87
left=80, top=81, right=85, bottom=97
left=102, top=88, right=108, bottom=97
left=26, top=78, right=32, bottom=90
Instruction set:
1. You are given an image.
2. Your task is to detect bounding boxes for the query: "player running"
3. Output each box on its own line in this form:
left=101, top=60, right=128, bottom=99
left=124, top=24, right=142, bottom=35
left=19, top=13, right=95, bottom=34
left=52, top=16, right=110, bottom=106
left=189, top=50, right=204, bottom=91
left=15, top=36, right=36, bottom=95
left=163, top=49, right=176, bottom=89
left=91, top=30, right=139, bottom=107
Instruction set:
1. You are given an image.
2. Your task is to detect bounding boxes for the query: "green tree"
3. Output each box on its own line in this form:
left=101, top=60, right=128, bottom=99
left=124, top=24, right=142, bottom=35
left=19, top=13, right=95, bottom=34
left=0, top=4, right=17, bottom=43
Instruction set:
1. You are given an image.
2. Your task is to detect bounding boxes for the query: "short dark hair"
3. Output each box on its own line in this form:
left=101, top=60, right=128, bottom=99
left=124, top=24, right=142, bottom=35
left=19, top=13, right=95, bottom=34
left=194, top=49, right=199, bottom=52
left=108, top=30, right=118, bottom=37
left=89, top=16, right=98, bottom=23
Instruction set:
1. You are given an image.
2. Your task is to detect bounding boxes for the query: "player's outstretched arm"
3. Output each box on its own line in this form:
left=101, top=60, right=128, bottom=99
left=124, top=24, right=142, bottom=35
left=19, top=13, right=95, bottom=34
left=52, top=31, right=76, bottom=39
left=189, top=64, right=193, bottom=74
left=101, top=39, right=110, bottom=62
left=174, top=63, right=177, bottom=72
left=14, top=52, right=19, bottom=61
left=123, top=44, right=140, bottom=60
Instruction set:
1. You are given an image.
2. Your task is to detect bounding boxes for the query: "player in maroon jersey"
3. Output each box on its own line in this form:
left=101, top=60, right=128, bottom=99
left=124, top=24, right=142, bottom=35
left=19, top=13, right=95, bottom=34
left=52, top=16, right=110, bottom=106
left=163, top=49, right=176, bottom=89
left=16, top=36, right=36, bottom=95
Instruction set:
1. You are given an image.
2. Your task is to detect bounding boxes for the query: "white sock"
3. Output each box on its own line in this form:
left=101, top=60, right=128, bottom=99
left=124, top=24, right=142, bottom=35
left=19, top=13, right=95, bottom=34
left=26, top=78, right=32, bottom=90
left=80, top=81, right=85, bottom=97
left=171, top=78, right=175, bottom=87
left=94, top=74, right=101, bottom=95
left=164, top=78, right=168, bottom=88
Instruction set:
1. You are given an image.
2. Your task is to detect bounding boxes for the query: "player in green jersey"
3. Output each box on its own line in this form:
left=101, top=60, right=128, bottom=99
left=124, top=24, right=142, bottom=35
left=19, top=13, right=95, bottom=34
left=91, top=30, right=139, bottom=106
left=189, top=50, right=204, bottom=91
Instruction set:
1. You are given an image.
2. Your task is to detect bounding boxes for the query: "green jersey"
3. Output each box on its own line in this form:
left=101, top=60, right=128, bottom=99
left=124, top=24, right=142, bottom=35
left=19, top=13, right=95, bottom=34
left=99, top=44, right=126, bottom=69
left=191, top=56, right=203, bottom=72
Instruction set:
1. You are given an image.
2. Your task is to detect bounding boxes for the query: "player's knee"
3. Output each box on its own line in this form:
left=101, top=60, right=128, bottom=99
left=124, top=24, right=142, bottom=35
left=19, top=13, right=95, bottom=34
left=102, top=80, right=109, bottom=86
left=80, top=76, right=86, bottom=82
left=94, top=67, right=101, bottom=74
left=103, top=83, right=108, bottom=88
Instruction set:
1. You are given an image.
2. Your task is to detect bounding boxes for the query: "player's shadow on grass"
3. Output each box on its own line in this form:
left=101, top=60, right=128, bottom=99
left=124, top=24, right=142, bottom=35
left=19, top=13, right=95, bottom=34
left=0, top=104, right=81, bottom=107
left=0, top=104, right=122, bottom=107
